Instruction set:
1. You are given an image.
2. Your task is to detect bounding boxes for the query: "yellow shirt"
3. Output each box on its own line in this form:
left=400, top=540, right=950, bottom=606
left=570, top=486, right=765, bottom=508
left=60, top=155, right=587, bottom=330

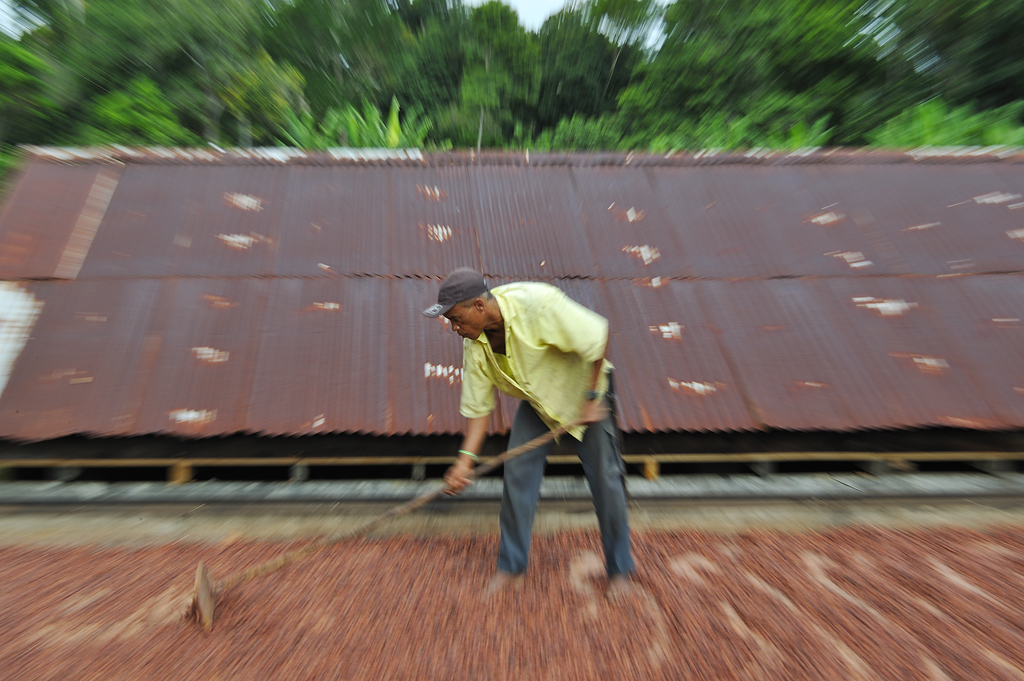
left=459, top=282, right=612, bottom=441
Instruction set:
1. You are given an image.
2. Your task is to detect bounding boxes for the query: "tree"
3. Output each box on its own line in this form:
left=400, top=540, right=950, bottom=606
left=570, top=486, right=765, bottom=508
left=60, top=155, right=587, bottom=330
left=389, top=10, right=468, bottom=125
left=264, top=0, right=405, bottom=117
left=858, top=0, right=1024, bottom=111
left=618, top=0, right=885, bottom=147
left=221, top=50, right=305, bottom=146
left=586, top=0, right=660, bottom=101
left=0, top=37, right=54, bottom=147
left=16, top=0, right=305, bottom=145
left=451, top=1, right=539, bottom=149
left=535, top=8, right=630, bottom=129
left=77, top=76, right=199, bottom=145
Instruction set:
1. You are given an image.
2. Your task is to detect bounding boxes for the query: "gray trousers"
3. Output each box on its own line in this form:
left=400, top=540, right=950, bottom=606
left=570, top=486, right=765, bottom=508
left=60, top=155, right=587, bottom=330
left=497, top=395, right=635, bottom=577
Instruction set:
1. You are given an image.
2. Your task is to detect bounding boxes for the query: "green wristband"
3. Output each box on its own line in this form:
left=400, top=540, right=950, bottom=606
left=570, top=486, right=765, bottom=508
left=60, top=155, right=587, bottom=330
left=458, top=449, right=479, bottom=461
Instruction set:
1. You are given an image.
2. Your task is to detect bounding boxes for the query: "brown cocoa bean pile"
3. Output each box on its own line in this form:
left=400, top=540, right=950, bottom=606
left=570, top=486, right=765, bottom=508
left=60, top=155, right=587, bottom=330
left=2, top=525, right=1024, bottom=680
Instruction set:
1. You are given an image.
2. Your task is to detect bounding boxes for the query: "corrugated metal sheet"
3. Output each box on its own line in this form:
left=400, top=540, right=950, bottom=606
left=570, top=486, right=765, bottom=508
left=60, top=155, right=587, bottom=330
left=387, top=167, right=482, bottom=276
left=2, top=148, right=1024, bottom=440
left=653, top=167, right=899, bottom=278
left=571, top=167, right=690, bottom=278
left=0, top=279, right=162, bottom=440
left=821, top=165, right=1024, bottom=276
left=475, top=166, right=593, bottom=278
left=597, top=279, right=755, bottom=432
left=6, top=150, right=1024, bottom=281
left=0, top=163, right=119, bottom=279
left=273, top=166, right=391, bottom=277
left=131, top=278, right=269, bottom=435
left=699, top=278, right=1002, bottom=431
left=905, top=275, right=1024, bottom=427
left=79, top=165, right=288, bottom=278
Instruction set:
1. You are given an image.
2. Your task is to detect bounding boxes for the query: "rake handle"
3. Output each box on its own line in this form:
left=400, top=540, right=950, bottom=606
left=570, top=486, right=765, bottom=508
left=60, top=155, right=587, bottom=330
left=216, top=420, right=581, bottom=592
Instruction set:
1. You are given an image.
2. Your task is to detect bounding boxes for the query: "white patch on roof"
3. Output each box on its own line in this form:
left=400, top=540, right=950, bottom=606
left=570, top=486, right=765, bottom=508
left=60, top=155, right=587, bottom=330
left=649, top=322, right=684, bottom=339
left=217, top=233, right=271, bottom=250
left=224, top=193, right=263, bottom=212
left=54, top=171, right=118, bottom=279
left=328, top=148, right=424, bottom=162
left=192, top=346, right=230, bottom=364
left=169, top=408, right=217, bottom=425
left=853, top=297, right=918, bottom=316
left=0, top=283, right=45, bottom=400
left=826, top=251, right=873, bottom=268
left=202, top=294, right=237, bottom=309
left=667, top=379, right=718, bottom=395
left=974, top=191, right=1022, bottom=205
left=420, top=223, right=453, bottom=242
left=623, top=244, right=661, bottom=265
left=424, top=362, right=462, bottom=385
left=809, top=211, right=844, bottom=226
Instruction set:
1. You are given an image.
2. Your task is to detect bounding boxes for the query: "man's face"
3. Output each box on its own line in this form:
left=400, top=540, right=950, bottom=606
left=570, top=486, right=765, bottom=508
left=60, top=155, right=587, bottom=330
left=444, top=299, right=485, bottom=340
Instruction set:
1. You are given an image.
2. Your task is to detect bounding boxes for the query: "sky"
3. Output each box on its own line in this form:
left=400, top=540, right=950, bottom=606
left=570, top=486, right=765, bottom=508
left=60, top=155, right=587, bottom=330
left=0, top=0, right=17, bottom=37
left=476, top=0, right=570, bottom=30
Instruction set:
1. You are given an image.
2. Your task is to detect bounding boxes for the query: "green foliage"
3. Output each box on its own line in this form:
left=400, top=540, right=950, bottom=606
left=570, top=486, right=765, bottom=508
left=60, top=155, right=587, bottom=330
left=619, top=0, right=879, bottom=145
left=649, top=105, right=834, bottom=152
left=451, top=1, right=540, bottom=147
left=532, top=114, right=624, bottom=150
left=390, top=14, right=467, bottom=121
left=265, top=0, right=405, bottom=115
left=0, top=38, right=54, bottom=145
left=278, top=97, right=434, bottom=149
left=0, top=146, right=22, bottom=185
left=868, top=99, right=1024, bottom=147
left=221, top=50, right=305, bottom=145
left=8, top=0, right=1024, bottom=152
left=536, top=9, right=631, bottom=128
left=859, top=0, right=1024, bottom=111
left=78, top=76, right=199, bottom=145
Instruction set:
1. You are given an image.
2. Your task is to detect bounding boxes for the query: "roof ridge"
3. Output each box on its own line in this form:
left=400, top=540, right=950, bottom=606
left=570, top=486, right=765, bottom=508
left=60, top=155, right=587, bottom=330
left=19, top=145, right=1024, bottom=167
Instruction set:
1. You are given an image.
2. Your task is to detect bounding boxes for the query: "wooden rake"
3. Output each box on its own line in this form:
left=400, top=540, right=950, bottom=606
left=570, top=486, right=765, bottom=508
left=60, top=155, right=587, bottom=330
left=185, top=421, right=582, bottom=631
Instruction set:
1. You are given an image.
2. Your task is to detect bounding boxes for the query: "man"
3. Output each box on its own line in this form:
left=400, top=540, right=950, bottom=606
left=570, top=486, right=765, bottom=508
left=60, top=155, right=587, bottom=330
left=423, top=268, right=634, bottom=595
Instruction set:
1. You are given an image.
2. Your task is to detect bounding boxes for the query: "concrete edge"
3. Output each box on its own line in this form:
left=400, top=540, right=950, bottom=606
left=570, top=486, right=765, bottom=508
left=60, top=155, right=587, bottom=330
left=2, top=472, right=1024, bottom=504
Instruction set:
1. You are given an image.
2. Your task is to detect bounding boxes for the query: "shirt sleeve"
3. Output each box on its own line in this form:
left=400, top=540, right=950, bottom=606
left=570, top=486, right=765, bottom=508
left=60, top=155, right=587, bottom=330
left=459, top=343, right=497, bottom=419
left=532, top=287, right=609, bottom=362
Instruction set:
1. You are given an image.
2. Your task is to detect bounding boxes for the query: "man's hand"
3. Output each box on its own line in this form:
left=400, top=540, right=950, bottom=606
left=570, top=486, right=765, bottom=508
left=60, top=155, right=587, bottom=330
left=444, top=457, right=475, bottom=496
left=580, top=399, right=609, bottom=425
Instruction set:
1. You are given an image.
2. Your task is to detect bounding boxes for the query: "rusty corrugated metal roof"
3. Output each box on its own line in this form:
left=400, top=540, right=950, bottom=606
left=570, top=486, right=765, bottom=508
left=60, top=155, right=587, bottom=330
left=1, top=148, right=1024, bottom=440
left=19, top=145, right=1024, bottom=166
left=0, top=163, right=120, bottom=279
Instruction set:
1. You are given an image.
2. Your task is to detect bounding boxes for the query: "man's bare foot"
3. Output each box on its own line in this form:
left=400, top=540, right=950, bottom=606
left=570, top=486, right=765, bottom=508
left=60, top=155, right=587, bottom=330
left=485, top=570, right=523, bottom=595
left=606, top=574, right=634, bottom=601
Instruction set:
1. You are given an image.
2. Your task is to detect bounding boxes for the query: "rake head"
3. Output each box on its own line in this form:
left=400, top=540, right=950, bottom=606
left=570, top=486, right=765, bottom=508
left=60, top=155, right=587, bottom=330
left=186, top=561, right=216, bottom=632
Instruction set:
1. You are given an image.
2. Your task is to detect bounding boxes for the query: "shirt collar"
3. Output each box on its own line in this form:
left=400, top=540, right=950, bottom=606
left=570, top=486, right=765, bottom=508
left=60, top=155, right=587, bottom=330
left=471, top=289, right=514, bottom=346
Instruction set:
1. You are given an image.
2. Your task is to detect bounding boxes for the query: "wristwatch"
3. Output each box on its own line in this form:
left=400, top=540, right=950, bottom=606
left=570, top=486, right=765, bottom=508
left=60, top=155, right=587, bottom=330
left=584, top=389, right=600, bottom=401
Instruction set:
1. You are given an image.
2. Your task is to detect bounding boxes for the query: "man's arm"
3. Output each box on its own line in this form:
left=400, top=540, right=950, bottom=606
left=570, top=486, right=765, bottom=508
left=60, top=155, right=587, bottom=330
left=580, top=341, right=609, bottom=425
left=443, top=415, right=489, bottom=494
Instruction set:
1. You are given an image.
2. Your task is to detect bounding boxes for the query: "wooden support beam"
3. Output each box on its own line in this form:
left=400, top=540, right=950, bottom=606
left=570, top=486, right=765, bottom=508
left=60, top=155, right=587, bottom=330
left=643, top=457, right=659, bottom=481
left=168, top=461, right=192, bottom=485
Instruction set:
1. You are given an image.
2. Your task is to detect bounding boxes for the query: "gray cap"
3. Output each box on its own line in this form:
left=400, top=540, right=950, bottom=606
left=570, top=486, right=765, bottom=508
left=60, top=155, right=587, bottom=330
left=423, top=268, right=489, bottom=317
